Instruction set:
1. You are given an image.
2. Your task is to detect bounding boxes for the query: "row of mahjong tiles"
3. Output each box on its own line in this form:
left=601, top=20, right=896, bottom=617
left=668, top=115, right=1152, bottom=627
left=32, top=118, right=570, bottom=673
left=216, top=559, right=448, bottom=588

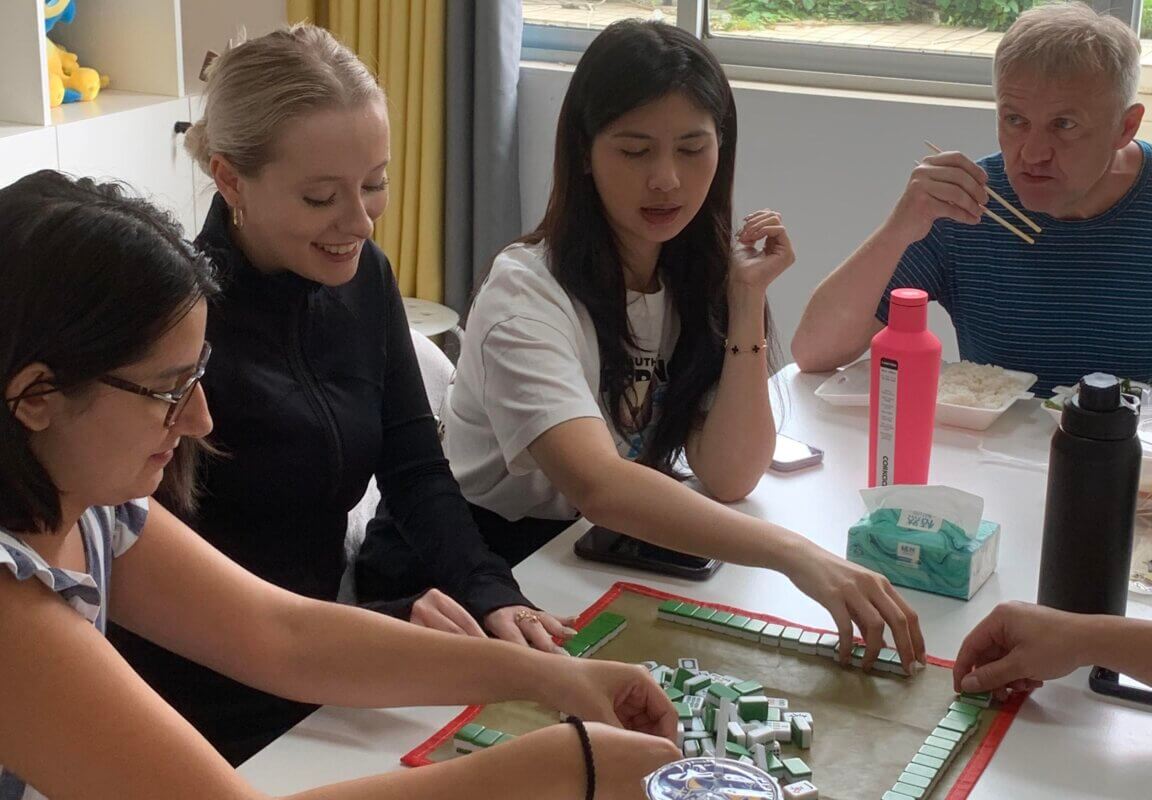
left=657, top=599, right=911, bottom=676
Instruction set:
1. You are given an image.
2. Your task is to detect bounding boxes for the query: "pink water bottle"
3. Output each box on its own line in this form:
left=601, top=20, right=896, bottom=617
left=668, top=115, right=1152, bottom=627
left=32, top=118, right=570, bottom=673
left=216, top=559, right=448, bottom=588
left=868, top=288, right=941, bottom=487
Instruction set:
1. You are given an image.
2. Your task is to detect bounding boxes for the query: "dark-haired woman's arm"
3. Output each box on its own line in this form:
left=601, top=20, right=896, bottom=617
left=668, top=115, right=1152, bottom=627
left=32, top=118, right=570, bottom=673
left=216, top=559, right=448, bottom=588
left=0, top=508, right=677, bottom=800
left=685, top=209, right=793, bottom=501
left=529, top=416, right=926, bottom=674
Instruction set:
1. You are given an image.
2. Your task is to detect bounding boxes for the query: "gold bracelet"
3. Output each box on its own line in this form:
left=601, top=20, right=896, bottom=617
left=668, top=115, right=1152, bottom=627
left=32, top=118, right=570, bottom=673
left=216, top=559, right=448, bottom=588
left=725, top=338, right=767, bottom=355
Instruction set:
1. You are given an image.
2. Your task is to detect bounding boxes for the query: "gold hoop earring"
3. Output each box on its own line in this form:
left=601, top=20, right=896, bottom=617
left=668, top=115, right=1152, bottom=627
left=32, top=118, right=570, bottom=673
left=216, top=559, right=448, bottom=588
left=232, top=206, right=245, bottom=229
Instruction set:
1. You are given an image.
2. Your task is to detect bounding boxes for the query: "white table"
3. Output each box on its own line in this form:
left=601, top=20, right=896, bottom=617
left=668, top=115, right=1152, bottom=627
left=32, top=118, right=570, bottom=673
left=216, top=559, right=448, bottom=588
left=240, top=365, right=1152, bottom=799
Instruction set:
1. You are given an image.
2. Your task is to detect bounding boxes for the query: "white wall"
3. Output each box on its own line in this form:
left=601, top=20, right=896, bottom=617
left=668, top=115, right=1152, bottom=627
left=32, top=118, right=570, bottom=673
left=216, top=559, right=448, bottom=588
left=180, top=0, right=287, bottom=91
left=518, top=63, right=1006, bottom=362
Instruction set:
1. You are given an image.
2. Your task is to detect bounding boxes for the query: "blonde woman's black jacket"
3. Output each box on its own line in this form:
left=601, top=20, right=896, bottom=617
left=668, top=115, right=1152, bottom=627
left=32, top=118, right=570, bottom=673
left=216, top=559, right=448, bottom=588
left=109, top=194, right=529, bottom=764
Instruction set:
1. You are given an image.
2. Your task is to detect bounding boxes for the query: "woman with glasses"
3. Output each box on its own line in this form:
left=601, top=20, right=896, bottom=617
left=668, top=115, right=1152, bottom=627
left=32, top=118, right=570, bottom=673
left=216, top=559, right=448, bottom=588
left=109, top=25, right=575, bottom=764
left=0, top=170, right=678, bottom=800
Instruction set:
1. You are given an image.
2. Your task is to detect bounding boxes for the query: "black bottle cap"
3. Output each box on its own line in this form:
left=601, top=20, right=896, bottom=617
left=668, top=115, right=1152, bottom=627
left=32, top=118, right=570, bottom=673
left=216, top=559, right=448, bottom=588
left=1061, top=373, right=1140, bottom=441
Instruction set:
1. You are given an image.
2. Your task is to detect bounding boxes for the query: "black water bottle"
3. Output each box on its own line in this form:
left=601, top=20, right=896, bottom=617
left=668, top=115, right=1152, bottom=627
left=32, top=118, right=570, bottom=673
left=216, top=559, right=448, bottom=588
left=1037, top=373, right=1142, bottom=616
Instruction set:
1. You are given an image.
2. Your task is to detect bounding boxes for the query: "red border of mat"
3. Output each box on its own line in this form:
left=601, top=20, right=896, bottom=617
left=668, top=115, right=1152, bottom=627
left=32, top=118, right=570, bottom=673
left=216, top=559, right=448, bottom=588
left=401, top=581, right=1024, bottom=799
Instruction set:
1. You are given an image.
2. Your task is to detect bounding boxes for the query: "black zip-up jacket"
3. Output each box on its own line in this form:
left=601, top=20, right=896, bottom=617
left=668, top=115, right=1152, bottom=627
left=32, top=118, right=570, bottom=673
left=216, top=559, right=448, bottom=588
left=109, top=194, right=530, bottom=764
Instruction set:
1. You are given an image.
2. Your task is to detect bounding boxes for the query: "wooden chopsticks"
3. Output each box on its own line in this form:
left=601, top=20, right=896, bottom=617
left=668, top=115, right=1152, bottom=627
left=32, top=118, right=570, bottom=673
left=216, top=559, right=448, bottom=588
left=924, top=141, right=1041, bottom=245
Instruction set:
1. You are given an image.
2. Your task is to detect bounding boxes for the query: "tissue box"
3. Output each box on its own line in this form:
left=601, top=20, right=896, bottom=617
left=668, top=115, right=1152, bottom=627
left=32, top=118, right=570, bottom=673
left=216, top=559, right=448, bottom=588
left=847, top=508, right=1000, bottom=600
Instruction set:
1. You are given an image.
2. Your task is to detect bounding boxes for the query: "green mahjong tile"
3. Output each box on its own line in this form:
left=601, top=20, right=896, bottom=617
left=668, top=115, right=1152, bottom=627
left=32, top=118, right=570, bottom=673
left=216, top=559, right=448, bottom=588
left=691, top=606, right=718, bottom=624
left=904, top=763, right=937, bottom=781
left=494, top=733, right=517, bottom=745
left=725, top=614, right=752, bottom=631
left=930, top=726, right=963, bottom=743
left=912, top=752, right=945, bottom=770
left=733, top=679, right=764, bottom=696
left=706, top=683, right=741, bottom=704
left=710, top=611, right=735, bottom=627
left=818, top=633, right=840, bottom=650
left=456, top=723, right=485, bottom=743
left=596, top=611, right=626, bottom=630
left=658, top=599, right=683, bottom=615
left=683, top=674, right=713, bottom=695
left=898, top=772, right=932, bottom=790
left=664, top=686, right=685, bottom=702
left=703, top=706, right=716, bottom=731
left=960, top=691, right=992, bottom=707
left=673, top=702, right=693, bottom=719
left=941, top=712, right=977, bottom=732
left=949, top=700, right=982, bottom=719
left=672, top=603, right=700, bottom=619
left=782, top=757, right=811, bottom=781
left=742, top=618, right=768, bottom=637
left=761, top=623, right=785, bottom=644
left=563, top=637, right=591, bottom=657
left=884, top=793, right=913, bottom=800
left=799, top=630, right=822, bottom=648
left=672, top=667, right=697, bottom=690
left=851, top=645, right=867, bottom=659
left=891, top=781, right=925, bottom=799
left=766, top=754, right=786, bottom=777
left=737, top=696, right=768, bottom=722
left=725, top=741, right=752, bottom=759
left=919, top=744, right=951, bottom=761
left=780, top=627, right=804, bottom=646
left=924, top=735, right=956, bottom=753
left=878, top=647, right=901, bottom=664
left=765, top=707, right=782, bottom=722
left=473, top=728, right=503, bottom=748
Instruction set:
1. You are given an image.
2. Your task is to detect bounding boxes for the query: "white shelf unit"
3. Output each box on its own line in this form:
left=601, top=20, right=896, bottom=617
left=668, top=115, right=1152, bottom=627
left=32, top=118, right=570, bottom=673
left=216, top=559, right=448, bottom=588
left=0, top=0, right=201, bottom=235
left=0, top=0, right=184, bottom=127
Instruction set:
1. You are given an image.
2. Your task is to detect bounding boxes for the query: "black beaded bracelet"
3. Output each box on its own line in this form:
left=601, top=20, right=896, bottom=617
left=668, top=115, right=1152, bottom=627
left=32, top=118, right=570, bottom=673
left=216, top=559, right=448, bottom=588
left=565, top=715, right=596, bottom=800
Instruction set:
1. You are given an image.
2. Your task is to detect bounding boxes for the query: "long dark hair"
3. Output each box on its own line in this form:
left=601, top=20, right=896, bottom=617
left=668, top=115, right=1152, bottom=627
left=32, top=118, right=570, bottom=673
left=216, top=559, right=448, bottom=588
left=525, top=19, right=775, bottom=473
left=0, top=171, right=218, bottom=533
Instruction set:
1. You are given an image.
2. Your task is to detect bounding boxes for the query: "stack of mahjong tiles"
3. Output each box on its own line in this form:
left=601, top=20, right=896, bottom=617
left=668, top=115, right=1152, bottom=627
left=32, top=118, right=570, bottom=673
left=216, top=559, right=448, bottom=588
left=452, top=722, right=516, bottom=756
left=657, top=599, right=910, bottom=676
left=563, top=611, right=627, bottom=657
left=642, top=657, right=818, bottom=794
left=882, top=693, right=992, bottom=800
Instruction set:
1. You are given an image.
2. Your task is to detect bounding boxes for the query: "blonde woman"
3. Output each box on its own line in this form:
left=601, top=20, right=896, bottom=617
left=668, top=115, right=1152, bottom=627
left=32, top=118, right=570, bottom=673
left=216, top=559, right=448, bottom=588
left=110, top=26, right=575, bottom=763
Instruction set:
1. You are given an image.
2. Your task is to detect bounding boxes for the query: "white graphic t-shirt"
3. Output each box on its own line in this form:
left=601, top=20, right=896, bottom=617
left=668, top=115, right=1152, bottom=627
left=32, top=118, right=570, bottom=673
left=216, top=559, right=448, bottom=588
left=617, top=287, right=673, bottom=460
left=443, top=241, right=679, bottom=521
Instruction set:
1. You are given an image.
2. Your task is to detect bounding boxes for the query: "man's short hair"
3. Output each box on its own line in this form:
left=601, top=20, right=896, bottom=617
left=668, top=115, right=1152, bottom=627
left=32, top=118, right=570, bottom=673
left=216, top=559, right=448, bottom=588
left=994, top=2, right=1141, bottom=110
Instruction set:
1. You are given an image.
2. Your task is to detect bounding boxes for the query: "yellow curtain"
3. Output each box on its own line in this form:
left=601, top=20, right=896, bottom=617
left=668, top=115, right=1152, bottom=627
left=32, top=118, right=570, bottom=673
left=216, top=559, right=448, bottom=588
left=287, top=0, right=446, bottom=302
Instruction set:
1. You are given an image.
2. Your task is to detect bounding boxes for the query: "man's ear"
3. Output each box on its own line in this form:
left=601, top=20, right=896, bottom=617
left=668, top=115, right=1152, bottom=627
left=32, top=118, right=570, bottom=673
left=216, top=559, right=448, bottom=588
left=5, top=364, right=58, bottom=432
left=1117, top=102, right=1145, bottom=148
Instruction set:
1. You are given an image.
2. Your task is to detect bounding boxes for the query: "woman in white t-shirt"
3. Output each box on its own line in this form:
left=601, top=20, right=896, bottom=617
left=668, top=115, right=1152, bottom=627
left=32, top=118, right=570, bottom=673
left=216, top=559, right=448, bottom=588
left=0, top=172, right=677, bottom=799
left=444, top=19, right=926, bottom=670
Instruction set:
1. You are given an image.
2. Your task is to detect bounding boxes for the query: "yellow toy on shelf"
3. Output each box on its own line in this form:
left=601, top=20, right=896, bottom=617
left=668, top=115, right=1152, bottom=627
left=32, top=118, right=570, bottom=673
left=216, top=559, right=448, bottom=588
left=44, top=0, right=109, bottom=107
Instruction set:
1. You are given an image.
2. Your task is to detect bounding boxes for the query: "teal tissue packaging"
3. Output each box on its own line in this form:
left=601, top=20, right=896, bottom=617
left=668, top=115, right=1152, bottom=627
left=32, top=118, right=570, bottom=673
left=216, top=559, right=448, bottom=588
left=846, top=485, right=999, bottom=600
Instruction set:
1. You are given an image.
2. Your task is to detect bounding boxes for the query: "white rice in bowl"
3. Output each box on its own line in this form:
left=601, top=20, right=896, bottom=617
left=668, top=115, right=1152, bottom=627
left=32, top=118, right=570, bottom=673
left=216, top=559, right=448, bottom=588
left=937, top=362, right=1029, bottom=409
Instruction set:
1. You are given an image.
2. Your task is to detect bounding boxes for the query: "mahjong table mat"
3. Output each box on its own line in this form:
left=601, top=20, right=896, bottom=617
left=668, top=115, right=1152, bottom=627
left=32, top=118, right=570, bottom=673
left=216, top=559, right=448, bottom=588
left=403, top=582, right=1024, bottom=800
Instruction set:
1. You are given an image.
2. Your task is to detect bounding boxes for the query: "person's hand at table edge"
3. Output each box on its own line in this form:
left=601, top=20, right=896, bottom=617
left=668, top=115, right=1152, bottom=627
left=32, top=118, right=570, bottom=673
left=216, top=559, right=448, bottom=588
left=786, top=542, right=927, bottom=673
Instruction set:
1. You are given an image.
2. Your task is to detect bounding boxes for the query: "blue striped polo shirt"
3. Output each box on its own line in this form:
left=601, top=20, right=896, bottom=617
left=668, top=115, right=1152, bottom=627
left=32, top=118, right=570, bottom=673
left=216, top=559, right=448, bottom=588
left=0, top=499, right=147, bottom=800
left=878, top=140, right=1152, bottom=397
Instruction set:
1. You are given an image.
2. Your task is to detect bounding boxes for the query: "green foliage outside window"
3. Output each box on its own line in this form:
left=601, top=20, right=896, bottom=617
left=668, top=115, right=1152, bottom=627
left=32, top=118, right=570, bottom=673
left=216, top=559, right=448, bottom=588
left=715, top=0, right=1061, bottom=33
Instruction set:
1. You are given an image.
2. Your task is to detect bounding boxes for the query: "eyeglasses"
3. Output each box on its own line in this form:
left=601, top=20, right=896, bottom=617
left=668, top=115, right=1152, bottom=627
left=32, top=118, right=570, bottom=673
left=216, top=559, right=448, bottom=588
left=98, top=341, right=212, bottom=428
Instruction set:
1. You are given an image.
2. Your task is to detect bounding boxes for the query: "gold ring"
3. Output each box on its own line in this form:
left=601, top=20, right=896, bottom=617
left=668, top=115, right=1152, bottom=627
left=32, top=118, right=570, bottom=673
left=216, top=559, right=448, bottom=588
left=514, top=610, right=541, bottom=625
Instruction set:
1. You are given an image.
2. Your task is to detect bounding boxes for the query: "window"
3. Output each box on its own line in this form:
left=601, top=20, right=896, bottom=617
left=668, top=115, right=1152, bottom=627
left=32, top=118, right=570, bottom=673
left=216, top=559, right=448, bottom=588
left=522, top=0, right=1144, bottom=90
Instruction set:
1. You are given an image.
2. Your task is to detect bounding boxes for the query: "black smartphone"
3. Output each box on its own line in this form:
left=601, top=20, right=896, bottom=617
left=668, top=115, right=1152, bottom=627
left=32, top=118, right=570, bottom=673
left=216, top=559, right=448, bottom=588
left=1089, top=665, right=1152, bottom=707
left=573, top=525, right=722, bottom=581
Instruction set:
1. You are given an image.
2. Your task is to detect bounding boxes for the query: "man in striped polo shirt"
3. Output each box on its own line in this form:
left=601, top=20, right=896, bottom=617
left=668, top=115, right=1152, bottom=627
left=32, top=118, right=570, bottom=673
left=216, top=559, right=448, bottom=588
left=793, top=3, right=1151, bottom=397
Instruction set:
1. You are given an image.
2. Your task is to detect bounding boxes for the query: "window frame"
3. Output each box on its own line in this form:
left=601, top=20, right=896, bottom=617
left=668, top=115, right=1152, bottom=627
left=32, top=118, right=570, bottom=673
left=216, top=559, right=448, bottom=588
left=522, top=0, right=1142, bottom=91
